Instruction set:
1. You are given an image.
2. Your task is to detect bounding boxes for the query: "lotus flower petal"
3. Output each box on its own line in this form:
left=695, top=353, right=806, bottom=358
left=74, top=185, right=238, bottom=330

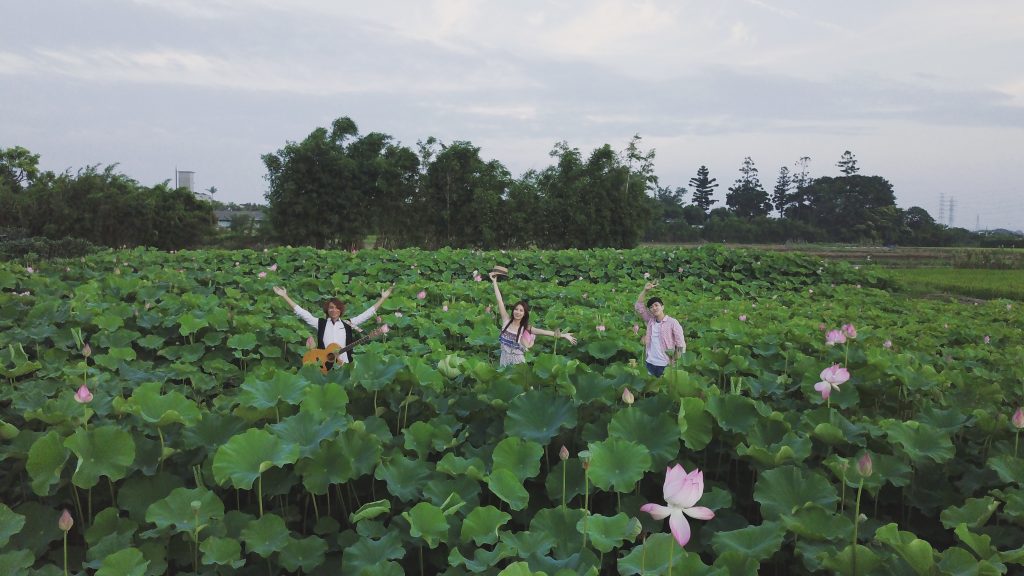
left=668, top=510, right=692, bottom=547
left=683, top=506, right=715, bottom=520
left=640, top=503, right=673, bottom=520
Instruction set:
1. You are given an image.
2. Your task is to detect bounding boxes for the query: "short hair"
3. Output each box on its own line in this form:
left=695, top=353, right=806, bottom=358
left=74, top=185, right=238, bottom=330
left=646, top=296, right=663, bottom=309
left=322, top=298, right=347, bottom=315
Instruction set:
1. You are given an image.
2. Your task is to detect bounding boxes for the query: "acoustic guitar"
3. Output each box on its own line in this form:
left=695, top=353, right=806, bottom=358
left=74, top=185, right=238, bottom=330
left=302, top=324, right=390, bottom=373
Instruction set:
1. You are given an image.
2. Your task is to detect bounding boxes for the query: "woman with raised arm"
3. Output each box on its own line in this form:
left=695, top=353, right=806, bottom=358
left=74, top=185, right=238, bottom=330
left=489, top=268, right=576, bottom=367
left=273, top=284, right=394, bottom=365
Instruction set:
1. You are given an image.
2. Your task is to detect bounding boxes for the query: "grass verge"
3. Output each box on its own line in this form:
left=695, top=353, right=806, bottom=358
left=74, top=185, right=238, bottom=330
left=886, top=267, right=1024, bottom=301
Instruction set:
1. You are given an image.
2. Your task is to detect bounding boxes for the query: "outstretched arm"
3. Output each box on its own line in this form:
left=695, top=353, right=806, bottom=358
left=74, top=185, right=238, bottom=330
left=489, top=273, right=510, bottom=324
left=274, top=286, right=317, bottom=328
left=351, top=284, right=396, bottom=326
left=531, top=327, right=577, bottom=345
left=273, top=285, right=299, bottom=308
left=635, top=281, right=656, bottom=322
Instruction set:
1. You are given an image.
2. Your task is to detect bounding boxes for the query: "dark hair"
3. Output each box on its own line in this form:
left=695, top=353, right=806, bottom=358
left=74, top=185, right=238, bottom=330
left=502, top=300, right=531, bottom=342
left=322, top=298, right=347, bottom=316
left=646, top=296, right=663, bottom=309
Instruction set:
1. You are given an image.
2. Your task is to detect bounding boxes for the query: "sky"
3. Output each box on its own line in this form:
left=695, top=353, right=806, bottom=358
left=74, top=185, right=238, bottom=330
left=2, top=0, right=1023, bottom=231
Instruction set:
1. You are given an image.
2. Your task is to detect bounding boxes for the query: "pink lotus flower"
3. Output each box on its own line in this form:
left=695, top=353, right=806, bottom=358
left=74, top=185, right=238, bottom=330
left=739, top=314, right=747, bottom=322
left=380, top=324, right=390, bottom=334
left=983, top=335, right=991, bottom=344
left=258, top=271, right=267, bottom=279
left=1012, top=408, right=1024, bottom=430
left=825, top=330, right=847, bottom=346
left=559, top=445, right=569, bottom=461
left=622, top=388, right=634, bottom=405
left=473, top=274, right=482, bottom=282
left=842, top=324, right=857, bottom=339
left=26, top=266, right=34, bottom=274
left=883, top=339, right=893, bottom=350
left=59, top=509, right=73, bottom=532
left=596, top=325, right=606, bottom=332
left=417, top=290, right=426, bottom=300
left=74, top=384, right=93, bottom=404
left=442, top=305, right=449, bottom=312
left=857, top=453, right=873, bottom=477
left=640, top=465, right=715, bottom=548
left=814, top=364, right=850, bottom=399
left=306, top=336, right=315, bottom=350
left=643, top=272, right=650, bottom=279
left=632, top=324, right=639, bottom=335
left=269, top=264, right=278, bottom=271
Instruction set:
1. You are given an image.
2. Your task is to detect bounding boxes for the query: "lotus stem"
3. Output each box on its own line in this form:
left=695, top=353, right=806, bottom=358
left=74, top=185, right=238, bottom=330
left=1016, top=430, right=1020, bottom=458
left=840, top=467, right=847, bottom=513
left=311, top=492, right=320, bottom=522
left=853, top=478, right=864, bottom=575
left=258, top=473, right=264, bottom=518
left=157, top=427, right=165, bottom=472
left=63, top=531, right=68, bottom=576
left=561, top=463, right=566, bottom=509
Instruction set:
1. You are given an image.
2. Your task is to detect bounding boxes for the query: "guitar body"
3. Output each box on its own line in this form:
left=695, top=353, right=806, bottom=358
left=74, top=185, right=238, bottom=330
left=300, top=325, right=389, bottom=374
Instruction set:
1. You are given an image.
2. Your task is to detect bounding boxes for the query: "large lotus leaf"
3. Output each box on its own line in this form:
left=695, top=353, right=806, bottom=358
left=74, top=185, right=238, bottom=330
left=177, top=313, right=208, bottom=337
left=587, top=437, right=651, bottom=493
left=497, top=562, right=547, bottom=576
left=84, top=509, right=138, bottom=566
left=0, top=550, right=34, bottom=576
left=402, top=502, right=450, bottom=549
left=200, top=536, right=245, bottom=569
left=158, top=343, right=205, bottom=363
left=26, top=430, right=69, bottom=496
left=504, top=389, right=577, bottom=443
left=237, top=370, right=309, bottom=410
left=404, top=420, right=456, bottom=460
left=212, top=428, right=300, bottom=489
left=64, top=426, right=136, bottom=489
left=7, top=502, right=60, bottom=558
left=487, top=469, right=529, bottom=511
left=986, top=455, right=1024, bottom=485
left=754, top=465, right=838, bottom=520
left=118, top=472, right=185, bottom=523
left=492, top=437, right=543, bottom=482
left=340, top=531, right=406, bottom=575
left=119, top=381, right=201, bottom=427
left=499, top=530, right=554, bottom=559
left=0, top=504, right=25, bottom=548
left=241, top=513, right=290, bottom=558
left=617, top=533, right=713, bottom=576
left=953, top=523, right=998, bottom=560
left=779, top=503, right=852, bottom=542
left=180, top=411, right=248, bottom=453
left=940, top=497, right=999, bottom=530
left=0, top=344, right=41, bottom=379
left=269, top=411, right=344, bottom=459
left=300, top=381, right=349, bottom=419
left=530, top=507, right=586, bottom=559
left=375, top=455, right=434, bottom=502
left=678, top=396, right=713, bottom=451
left=227, top=333, right=257, bottom=351
left=461, top=506, right=510, bottom=546
left=144, top=487, right=224, bottom=535
left=882, top=420, right=954, bottom=464
left=706, top=394, right=768, bottom=433
left=576, top=513, right=641, bottom=554
left=296, top=425, right=382, bottom=494
left=873, top=523, right=937, bottom=576
left=405, top=356, right=445, bottom=393
left=544, top=458, right=587, bottom=504
left=279, top=535, right=327, bottom=572
left=95, top=547, right=148, bottom=576
left=736, top=432, right=812, bottom=467
left=436, top=453, right=487, bottom=482
left=711, top=521, right=785, bottom=562
left=585, top=339, right=620, bottom=360
left=350, top=500, right=392, bottom=524
left=350, top=350, right=405, bottom=391
left=822, top=544, right=882, bottom=576
left=939, top=547, right=1002, bottom=576
left=608, top=406, right=680, bottom=469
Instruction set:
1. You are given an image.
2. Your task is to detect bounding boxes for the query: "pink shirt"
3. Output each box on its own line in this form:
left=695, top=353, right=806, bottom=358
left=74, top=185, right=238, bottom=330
left=634, top=301, right=686, bottom=354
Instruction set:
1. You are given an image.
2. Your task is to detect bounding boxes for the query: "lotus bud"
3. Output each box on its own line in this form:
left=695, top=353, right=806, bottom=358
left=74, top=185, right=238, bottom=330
left=596, top=325, right=606, bottom=332
left=558, top=445, right=569, bottom=461
left=883, top=339, right=892, bottom=349
left=857, top=452, right=873, bottom=478
left=842, top=323, right=857, bottom=339
left=190, top=500, right=202, bottom=512
left=82, top=343, right=92, bottom=358
left=485, top=306, right=492, bottom=314
left=269, top=263, right=278, bottom=271
left=306, top=336, right=315, bottom=350
left=380, top=324, right=390, bottom=334
left=983, top=335, right=991, bottom=344
left=622, top=388, right=635, bottom=405
left=74, top=384, right=93, bottom=404
left=258, top=271, right=267, bottom=279
left=442, top=305, right=449, bottom=312
left=739, top=314, right=747, bottom=322
left=59, top=509, right=74, bottom=532
left=26, top=266, right=35, bottom=274
left=417, top=290, right=426, bottom=300
left=632, top=324, right=639, bottom=335
left=1012, top=408, right=1024, bottom=430
left=395, top=312, right=403, bottom=318
left=825, top=329, right=847, bottom=346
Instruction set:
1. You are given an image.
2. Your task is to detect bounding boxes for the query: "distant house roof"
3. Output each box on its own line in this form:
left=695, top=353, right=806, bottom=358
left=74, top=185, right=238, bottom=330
left=214, top=210, right=265, bottom=221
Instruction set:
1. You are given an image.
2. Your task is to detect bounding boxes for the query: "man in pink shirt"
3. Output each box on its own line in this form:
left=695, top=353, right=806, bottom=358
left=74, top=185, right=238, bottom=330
left=635, top=281, right=686, bottom=377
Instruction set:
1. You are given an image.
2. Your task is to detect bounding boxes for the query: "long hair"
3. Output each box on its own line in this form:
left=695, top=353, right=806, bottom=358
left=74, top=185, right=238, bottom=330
left=322, top=298, right=347, bottom=316
left=502, top=300, right=531, bottom=342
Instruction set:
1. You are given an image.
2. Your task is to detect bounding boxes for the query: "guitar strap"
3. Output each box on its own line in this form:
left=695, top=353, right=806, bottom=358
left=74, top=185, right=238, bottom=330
left=317, top=319, right=359, bottom=363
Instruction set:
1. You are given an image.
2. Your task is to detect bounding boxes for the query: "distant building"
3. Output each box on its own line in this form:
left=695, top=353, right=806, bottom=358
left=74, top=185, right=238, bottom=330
left=214, top=210, right=266, bottom=231
left=176, top=170, right=195, bottom=192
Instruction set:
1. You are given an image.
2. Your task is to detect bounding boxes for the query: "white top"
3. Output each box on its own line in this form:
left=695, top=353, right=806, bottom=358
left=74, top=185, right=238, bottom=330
left=647, top=320, right=670, bottom=367
left=293, top=303, right=377, bottom=363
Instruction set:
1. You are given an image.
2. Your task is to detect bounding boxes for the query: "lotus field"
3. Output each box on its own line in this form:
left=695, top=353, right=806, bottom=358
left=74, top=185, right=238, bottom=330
left=2, top=246, right=1024, bottom=575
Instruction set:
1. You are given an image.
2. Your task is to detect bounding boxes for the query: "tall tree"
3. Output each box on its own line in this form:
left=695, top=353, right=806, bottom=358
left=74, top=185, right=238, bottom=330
left=771, top=166, right=791, bottom=216
left=836, top=150, right=860, bottom=175
left=785, top=156, right=814, bottom=221
left=726, top=157, right=771, bottom=218
left=0, top=146, right=40, bottom=190
left=688, top=165, right=719, bottom=216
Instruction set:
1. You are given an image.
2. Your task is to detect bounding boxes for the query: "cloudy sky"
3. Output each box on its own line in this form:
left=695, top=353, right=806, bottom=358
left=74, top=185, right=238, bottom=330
left=3, top=0, right=1023, bottom=230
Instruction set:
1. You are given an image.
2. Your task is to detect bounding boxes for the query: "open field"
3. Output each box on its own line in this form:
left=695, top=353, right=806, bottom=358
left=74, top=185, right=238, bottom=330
left=885, top=268, right=1024, bottom=301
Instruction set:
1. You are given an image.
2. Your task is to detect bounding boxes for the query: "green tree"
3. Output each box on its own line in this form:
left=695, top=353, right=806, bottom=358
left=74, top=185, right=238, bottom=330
left=771, top=166, right=791, bottom=216
left=725, top=157, right=771, bottom=218
left=688, top=165, right=718, bottom=216
left=836, top=150, right=859, bottom=175
left=0, top=146, right=40, bottom=190
left=802, top=174, right=897, bottom=241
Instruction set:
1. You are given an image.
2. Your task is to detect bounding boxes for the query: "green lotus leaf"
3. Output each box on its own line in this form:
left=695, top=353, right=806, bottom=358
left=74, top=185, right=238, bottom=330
left=939, top=546, right=999, bottom=576
left=340, top=531, right=406, bottom=575
left=0, top=504, right=25, bottom=548
left=0, top=344, right=41, bottom=379
left=144, top=487, right=224, bottom=535
left=953, top=523, right=997, bottom=560
left=300, top=381, right=349, bottom=419
left=237, top=370, right=309, bottom=410
left=26, top=430, right=69, bottom=496
left=64, top=426, right=136, bottom=489
left=351, top=350, right=405, bottom=391
left=812, top=422, right=847, bottom=445
left=7, top=502, right=60, bottom=558
left=940, top=497, right=999, bottom=530
left=586, top=339, right=620, bottom=360
left=350, top=500, right=391, bottom=524
left=461, top=505, right=510, bottom=546
left=84, top=508, right=139, bottom=565
left=986, top=455, right=1024, bottom=485
left=180, top=411, right=248, bottom=453
left=0, top=550, right=34, bottom=576
left=296, top=425, right=381, bottom=494
left=117, top=472, right=186, bottom=523
left=122, top=381, right=201, bottom=427
left=882, top=420, right=954, bottom=464
left=530, top=507, right=586, bottom=558
left=436, top=453, right=487, bottom=481
left=712, top=550, right=762, bottom=574
left=241, top=513, right=290, bottom=558
left=576, top=513, right=640, bottom=554
left=95, top=547, right=148, bottom=576
left=779, top=503, right=852, bottom=542
left=402, top=502, right=449, bottom=548
left=707, top=394, right=768, bottom=433
left=375, top=454, right=434, bottom=502
left=136, top=334, right=165, bottom=350
left=226, top=333, right=257, bottom=351
left=279, top=535, right=327, bottom=572
left=711, top=521, right=785, bottom=561
left=487, top=468, right=529, bottom=511
left=822, top=544, right=882, bottom=576
left=212, top=428, right=300, bottom=489
left=497, top=562, right=547, bottom=576
left=504, top=389, right=577, bottom=443
left=754, top=465, right=838, bottom=520
left=874, top=523, right=937, bottom=575
left=405, top=357, right=445, bottom=392
left=737, top=432, right=812, bottom=467
left=200, top=536, right=245, bottom=568
left=0, top=419, right=18, bottom=440
left=177, top=313, right=208, bottom=337
left=587, top=437, right=651, bottom=493
left=269, top=411, right=344, bottom=459
left=492, top=436, right=543, bottom=482
left=404, top=420, right=455, bottom=460
left=678, top=396, right=713, bottom=451
left=609, top=405, right=680, bottom=469
left=617, top=533, right=712, bottom=576
left=93, top=313, right=125, bottom=332
left=158, top=343, right=205, bottom=363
